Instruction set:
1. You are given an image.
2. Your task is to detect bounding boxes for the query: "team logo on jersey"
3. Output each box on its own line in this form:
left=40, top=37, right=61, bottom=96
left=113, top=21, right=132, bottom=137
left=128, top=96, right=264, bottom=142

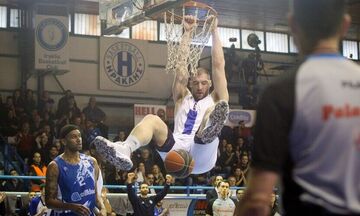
left=36, top=18, right=68, bottom=51
left=71, top=192, right=82, bottom=202
left=104, top=42, right=145, bottom=87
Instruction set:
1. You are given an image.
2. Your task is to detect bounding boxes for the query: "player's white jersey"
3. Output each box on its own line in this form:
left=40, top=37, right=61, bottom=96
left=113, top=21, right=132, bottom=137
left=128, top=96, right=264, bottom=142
left=173, top=93, right=215, bottom=142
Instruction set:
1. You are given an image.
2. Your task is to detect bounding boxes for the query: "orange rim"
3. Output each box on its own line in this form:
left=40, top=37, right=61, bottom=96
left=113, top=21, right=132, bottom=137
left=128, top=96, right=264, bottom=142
left=160, top=1, right=217, bottom=24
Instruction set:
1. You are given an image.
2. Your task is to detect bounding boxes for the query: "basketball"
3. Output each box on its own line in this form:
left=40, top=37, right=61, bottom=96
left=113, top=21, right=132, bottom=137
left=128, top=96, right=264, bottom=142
left=164, top=149, right=195, bottom=179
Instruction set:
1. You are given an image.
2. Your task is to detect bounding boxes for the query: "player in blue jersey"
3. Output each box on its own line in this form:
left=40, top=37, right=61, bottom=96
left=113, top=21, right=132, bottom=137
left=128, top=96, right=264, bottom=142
left=45, top=124, right=106, bottom=216
left=92, top=16, right=229, bottom=175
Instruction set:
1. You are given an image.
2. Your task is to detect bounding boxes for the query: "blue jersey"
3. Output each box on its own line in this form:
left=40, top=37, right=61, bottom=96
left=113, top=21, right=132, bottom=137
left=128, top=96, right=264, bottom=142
left=54, top=154, right=96, bottom=216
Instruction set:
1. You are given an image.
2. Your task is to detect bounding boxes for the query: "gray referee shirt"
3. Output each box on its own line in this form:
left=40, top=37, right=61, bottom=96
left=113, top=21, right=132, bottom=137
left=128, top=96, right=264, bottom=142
left=206, top=197, right=236, bottom=216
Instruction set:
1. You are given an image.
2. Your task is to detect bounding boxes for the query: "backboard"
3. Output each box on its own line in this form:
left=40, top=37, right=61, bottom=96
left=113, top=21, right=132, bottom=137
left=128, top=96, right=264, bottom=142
left=100, top=0, right=190, bottom=35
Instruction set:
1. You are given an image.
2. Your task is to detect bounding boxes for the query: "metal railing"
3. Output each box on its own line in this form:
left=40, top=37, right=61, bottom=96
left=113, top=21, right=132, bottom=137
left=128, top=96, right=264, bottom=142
left=0, top=175, right=247, bottom=197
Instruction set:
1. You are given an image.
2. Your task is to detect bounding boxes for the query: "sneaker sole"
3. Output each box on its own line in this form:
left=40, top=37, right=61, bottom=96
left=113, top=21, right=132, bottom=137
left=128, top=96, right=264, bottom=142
left=197, top=101, right=229, bottom=143
left=93, top=137, right=133, bottom=171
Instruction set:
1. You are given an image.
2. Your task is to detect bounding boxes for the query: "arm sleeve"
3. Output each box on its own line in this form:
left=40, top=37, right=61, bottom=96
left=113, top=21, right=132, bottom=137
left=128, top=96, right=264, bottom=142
left=251, top=74, right=295, bottom=173
left=153, top=184, right=170, bottom=204
left=126, top=183, right=138, bottom=206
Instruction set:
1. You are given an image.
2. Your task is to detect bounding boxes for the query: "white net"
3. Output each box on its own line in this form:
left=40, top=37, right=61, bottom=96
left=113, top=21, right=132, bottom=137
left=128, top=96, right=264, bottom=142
left=164, top=4, right=216, bottom=76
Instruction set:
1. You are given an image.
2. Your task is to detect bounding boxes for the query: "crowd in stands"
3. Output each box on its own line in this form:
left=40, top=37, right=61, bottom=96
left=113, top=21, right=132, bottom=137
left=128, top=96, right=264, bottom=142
left=0, top=88, right=266, bottom=214
left=0, top=89, right=107, bottom=192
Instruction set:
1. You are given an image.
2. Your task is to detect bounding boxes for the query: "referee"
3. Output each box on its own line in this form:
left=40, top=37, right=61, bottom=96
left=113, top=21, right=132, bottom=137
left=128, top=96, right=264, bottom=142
left=206, top=180, right=236, bottom=216
left=236, top=0, right=360, bottom=215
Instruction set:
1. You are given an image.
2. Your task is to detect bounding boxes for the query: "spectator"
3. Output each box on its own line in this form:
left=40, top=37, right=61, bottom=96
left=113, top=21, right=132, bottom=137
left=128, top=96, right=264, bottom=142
left=24, top=89, right=37, bottom=116
left=5, top=96, right=16, bottom=118
left=56, top=90, right=73, bottom=119
left=136, top=148, right=154, bottom=174
left=84, top=119, right=102, bottom=150
left=38, top=91, right=54, bottom=114
left=104, top=169, right=126, bottom=194
left=41, top=124, right=54, bottom=146
left=2, top=169, right=24, bottom=192
left=192, top=173, right=208, bottom=194
left=33, top=132, right=49, bottom=156
left=65, top=96, right=81, bottom=120
left=43, top=145, right=59, bottom=166
left=236, top=121, right=252, bottom=140
left=218, top=143, right=237, bottom=176
left=234, top=137, right=250, bottom=155
left=235, top=155, right=250, bottom=186
left=29, top=184, right=52, bottom=216
left=235, top=189, right=244, bottom=203
left=2, top=109, right=19, bottom=136
left=16, top=121, right=34, bottom=161
left=82, top=97, right=106, bottom=124
left=55, top=114, right=70, bottom=137
left=206, top=175, right=223, bottom=202
left=233, top=168, right=246, bottom=187
left=218, top=139, right=228, bottom=157
left=113, top=130, right=126, bottom=142
left=220, top=125, right=234, bottom=145
left=18, top=191, right=37, bottom=216
left=151, top=164, right=165, bottom=186
left=71, top=116, right=83, bottom=129
left=12, top=89, right=25, bottom=116
left=30, top=112, right=42, bottom=136
left=54, top=139, right=63, bottom=152
left=0, top=192, right=7, bottom=215
left=40, top=112, right=55, bottom=135
left=154, top=200, right=170, bottom=216
left=83, top=97, right=108, bottom=139
left=228, top=176, right=237, bottom=198
left=135, top=162, right=146, bottom=183
left=145, top=173, right=157, bottom=194
left=28, top=152, right=47, bottom=192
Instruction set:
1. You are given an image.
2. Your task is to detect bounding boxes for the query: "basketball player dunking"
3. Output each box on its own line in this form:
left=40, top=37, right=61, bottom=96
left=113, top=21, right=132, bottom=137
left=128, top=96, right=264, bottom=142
left=92, top=15, right=229, bottom=174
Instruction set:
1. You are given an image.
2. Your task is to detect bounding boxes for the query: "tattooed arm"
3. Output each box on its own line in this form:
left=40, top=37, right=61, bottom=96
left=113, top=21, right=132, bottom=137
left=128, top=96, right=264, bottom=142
left=45, top=161, right=91, bottom=216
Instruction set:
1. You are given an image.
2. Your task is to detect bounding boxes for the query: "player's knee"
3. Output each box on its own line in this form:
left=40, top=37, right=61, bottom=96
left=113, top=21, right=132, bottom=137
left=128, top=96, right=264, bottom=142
left=143, top=114, right=165, bottom=128
left=143, top=114, right=161, bottom=122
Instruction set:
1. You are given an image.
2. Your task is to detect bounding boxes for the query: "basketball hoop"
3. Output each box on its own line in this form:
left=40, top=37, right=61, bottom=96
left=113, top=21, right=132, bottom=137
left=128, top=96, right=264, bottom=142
left=163, top=1, right=217, bottom=76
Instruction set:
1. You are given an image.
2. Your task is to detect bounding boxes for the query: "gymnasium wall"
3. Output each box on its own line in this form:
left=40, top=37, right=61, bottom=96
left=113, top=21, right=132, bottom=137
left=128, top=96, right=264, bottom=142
left=0, top=30, right=298, bottom=129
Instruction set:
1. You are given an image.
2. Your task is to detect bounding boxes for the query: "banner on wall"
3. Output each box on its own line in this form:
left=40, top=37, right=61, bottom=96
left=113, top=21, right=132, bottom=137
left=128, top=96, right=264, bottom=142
left=134, top=104, right=167, bottom=125
left=35, top=15, right=69, bottom=71
left=100, top=37, right=150, bottom=91
left=225, top=109, right=256, bottom=128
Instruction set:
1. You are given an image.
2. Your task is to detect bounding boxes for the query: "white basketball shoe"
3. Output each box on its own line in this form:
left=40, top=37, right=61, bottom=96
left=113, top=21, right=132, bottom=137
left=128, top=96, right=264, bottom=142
left=92, top=136, right=133, bottom=170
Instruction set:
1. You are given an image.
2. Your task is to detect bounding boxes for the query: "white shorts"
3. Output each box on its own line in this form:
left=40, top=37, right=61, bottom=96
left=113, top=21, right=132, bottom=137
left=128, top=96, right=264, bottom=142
left=157, top=133, right=219, bottom=174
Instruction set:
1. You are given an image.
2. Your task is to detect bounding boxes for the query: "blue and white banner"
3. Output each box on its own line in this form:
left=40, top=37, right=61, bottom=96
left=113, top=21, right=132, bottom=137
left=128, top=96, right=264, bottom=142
left=225, top=109, right=256, bottom=128
left=100, top=37, right=151, bottom=91
left=35, top=15, right=69, bottom=71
